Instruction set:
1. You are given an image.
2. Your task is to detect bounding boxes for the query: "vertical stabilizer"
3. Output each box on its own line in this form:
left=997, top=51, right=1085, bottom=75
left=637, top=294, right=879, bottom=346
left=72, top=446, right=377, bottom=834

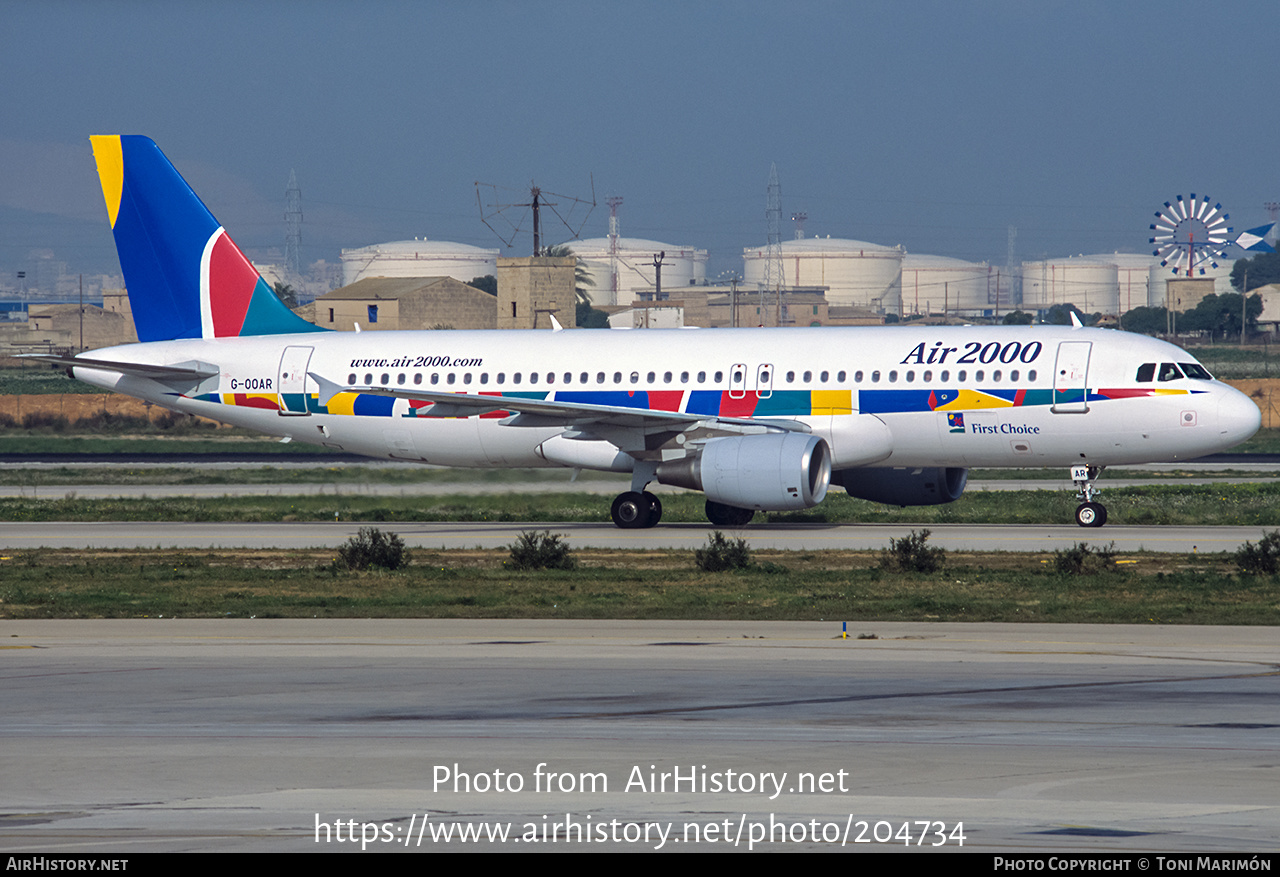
left=90, top=135, right=324, bottom=342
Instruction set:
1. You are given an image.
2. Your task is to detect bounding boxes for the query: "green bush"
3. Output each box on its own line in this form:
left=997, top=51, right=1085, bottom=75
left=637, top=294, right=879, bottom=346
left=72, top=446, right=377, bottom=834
left=1235, top=531, right=1280, bottom=575
left=883, top=529, right=944, bottom=573
left=338, top=527, right=410, bottom=571
left=695, top=531, right=752, bottom=572
left=508, top=531, right=578, bottom=571
left=1053, top=541, right=1116, bottom=575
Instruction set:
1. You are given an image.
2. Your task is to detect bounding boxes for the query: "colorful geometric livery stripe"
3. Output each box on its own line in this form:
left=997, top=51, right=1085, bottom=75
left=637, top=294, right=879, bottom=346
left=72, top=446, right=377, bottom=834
left=90, top=135, right=324, bottom=342
left=190, top=385, right=1200, bottom=418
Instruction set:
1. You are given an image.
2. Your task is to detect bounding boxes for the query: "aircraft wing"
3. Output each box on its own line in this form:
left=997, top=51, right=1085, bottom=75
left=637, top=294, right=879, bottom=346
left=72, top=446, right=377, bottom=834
left=309, top=371, right=807, bottom=436
left=19, top=354, right=220, bottom=382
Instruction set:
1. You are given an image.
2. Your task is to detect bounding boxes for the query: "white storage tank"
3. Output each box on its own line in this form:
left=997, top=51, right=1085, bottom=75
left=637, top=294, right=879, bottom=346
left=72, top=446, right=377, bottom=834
left=340, top=239, right=499, bottom=286
left=563, top=237, right=709, bottom=306
left=1020, top=256, right=1119, bottom=315
left=743, top=237, right=904, bottom=314
left=900, top=254, right=993, bottom=316
left=1093, top=253, right=1159, bottom=315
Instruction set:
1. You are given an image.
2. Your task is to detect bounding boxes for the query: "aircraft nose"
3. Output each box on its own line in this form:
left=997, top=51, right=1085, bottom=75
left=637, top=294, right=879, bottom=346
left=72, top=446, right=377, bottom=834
left=1217, top=384, right=1262, bottom=448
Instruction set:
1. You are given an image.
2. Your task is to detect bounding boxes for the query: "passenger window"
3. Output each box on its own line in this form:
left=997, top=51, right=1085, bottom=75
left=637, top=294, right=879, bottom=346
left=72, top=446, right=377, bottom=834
left=837, top=370, right=846, bottom=382
left=871, top=370, right=880, bottom=383
left=496, top=373, right=504, bottom=385
left=993, top=370, right=1001, bottom=382
left=647, top=371, right=655, bottom=383
left=463, top=373, right=472, bottom=385
left=820, top=370, right=829, bottom=382
left=698, top=371, right=707, bottom=383
left=1027, top=370, right=1035, bottom=381
left=631, top=372, right=640, bottom=384
left=530, top=373, right=539, bottom=384
left=958, top=370, right=966, bottom=382
left=397, top=373, right=405, bottom=385
left=613, top=372, right=622, bottom=383
left=431, top=373, right=440, bottom=385
left=854, top=370, right=863, bottom=382
left=923, top=370, right=931, bottom=382
left=786, top=371, right=795, bottom=383
left=803, top=370, right=812, bottom=382
left=1158, top=362, right=1183, bottom=382
left=940, top=370, right=949, bottom=382
left=714, top=371, right=723, bottom=382
left=1010, top=370, right=1018, bottom=382
left=888, top=370, right=898, bottom=383
left=546, top=373, right=554, bottom=384
left=347, top=373, right=356, bottom=384
left=905, top=370, right=914, bottom=383
left=597, top=372, right=605, bottom=383
left=364, top=373, right=373, bottom=384
left=480, top=373, right=488, bottom=385
left=579, top=372, right=588, bottom=383
left=446, top=373, right=456, bottom=385
left=1136, top=363, right=1155, bottom=383
left=513, top=373, right=522, bottom=384
left=380, top=373, right=389, bottom=385
left=975, top=370, right=984, bottom=382
left=414, top=373, right=423, bottom=385
left=663, top=371, right=672, bottom=383
left=681, top=371, right=689, bottom=383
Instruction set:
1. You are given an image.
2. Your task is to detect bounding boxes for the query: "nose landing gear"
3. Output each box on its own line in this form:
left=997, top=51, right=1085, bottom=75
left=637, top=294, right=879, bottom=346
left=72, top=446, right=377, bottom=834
left=1071, top=464, right=1107, bottom=527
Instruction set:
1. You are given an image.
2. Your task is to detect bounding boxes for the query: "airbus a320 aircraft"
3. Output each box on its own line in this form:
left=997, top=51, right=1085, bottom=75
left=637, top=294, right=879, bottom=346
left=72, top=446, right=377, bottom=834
left=36, top=136, right=1262, bottom=528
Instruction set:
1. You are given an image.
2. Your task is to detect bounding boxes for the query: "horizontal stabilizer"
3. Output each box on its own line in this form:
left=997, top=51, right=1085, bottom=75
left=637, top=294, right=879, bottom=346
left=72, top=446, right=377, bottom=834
left=20, top=354, right=219, bottom=382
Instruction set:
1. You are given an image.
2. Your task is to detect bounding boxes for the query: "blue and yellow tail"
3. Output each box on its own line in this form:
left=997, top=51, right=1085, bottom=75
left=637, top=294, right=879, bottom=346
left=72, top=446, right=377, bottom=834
left=90, top=135, right=323, bottom=343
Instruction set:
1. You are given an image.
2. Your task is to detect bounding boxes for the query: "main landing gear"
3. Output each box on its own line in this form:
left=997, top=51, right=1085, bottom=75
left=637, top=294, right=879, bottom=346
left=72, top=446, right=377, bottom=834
left=610, top=491, right=663, bottom=529
left=609, top=461, right=664, bottom=529
left=1071, top=464, right=1107, bottom=527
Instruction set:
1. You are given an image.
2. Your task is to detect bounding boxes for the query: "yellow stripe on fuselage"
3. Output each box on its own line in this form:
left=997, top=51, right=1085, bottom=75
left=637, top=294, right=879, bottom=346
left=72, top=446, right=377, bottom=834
left=812, top=389, right=852, bottom=415
left=89, top=135, right=124, bottom=229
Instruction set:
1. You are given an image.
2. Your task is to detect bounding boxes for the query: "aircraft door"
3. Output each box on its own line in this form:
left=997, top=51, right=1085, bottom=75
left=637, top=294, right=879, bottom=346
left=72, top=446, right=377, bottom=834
left=728, top=363, right=747, bottom=399
left=755, top=363, right=774, bottom=398
left=277, top=346, right=315, bottom=416
left=1052, top=341, right=1092, bottom=414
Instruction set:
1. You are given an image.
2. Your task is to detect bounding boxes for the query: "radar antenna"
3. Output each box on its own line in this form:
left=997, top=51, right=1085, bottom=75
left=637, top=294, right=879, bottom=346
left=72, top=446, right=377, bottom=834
left=475, top=177, right=596, bottom=256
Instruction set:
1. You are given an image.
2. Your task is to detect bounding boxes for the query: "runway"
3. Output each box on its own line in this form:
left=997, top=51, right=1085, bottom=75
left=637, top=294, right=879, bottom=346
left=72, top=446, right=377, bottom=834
left=0, top=520, right=1272, bottom=553
left=0, top=619, right=1275, bottom=852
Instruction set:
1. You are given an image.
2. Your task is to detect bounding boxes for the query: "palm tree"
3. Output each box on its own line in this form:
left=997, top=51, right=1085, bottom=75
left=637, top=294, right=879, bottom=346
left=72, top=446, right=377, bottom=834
left=544, top=244, right=595, bottom=306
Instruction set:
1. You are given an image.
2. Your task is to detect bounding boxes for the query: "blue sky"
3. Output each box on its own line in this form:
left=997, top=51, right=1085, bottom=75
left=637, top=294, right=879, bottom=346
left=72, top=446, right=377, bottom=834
left=2, top=0, right=1277, bottom=279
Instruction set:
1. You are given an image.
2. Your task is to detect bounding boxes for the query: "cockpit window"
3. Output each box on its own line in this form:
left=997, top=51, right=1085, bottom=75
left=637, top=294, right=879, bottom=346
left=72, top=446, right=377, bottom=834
left=1179, top=362, right=1213, bottom=380
left=1135, top=363, right=1155, bottom=383
left=1158, top=362, right=1184, bottom=382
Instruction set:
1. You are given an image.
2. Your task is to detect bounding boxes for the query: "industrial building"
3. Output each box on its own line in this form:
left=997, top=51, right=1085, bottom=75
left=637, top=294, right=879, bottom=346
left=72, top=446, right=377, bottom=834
left=303, top=277, right=498, bottom=331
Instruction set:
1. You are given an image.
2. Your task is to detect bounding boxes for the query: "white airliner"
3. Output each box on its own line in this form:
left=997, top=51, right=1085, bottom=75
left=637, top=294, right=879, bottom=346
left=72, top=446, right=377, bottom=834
left=36, top=136, right=1262, bottom=529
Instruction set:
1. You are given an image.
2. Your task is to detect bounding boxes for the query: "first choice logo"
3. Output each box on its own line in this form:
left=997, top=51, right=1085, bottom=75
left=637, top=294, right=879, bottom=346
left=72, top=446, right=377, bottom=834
left=902, top=340, right=1042, bottom=366
left=969, top=422, right=1041, bottom=436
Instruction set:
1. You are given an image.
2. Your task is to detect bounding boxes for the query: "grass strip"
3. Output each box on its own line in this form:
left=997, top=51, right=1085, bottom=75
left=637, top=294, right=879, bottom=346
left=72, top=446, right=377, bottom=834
left=2, top=483, right=1280, bottom=525
left=0, top=546, right=1274, bottom=624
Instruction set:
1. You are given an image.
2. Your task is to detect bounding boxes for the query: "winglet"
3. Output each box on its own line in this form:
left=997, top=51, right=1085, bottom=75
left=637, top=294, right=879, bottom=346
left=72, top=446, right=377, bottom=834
left=308, top=371, right=348, bottom=407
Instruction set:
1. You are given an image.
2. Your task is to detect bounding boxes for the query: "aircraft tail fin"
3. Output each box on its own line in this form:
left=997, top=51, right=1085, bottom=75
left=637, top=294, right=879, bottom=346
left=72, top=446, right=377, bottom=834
left=89, top=135, right=323, bottom=342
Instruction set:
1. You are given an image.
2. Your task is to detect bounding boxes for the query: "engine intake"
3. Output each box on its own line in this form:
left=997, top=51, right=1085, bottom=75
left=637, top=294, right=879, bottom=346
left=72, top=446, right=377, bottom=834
left=657, top=433, right=831, bottom=511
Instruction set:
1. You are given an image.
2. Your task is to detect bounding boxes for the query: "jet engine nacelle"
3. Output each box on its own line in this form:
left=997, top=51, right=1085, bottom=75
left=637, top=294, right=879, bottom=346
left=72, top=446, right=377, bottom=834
left=657, top=433, right=831, bottom=511
left=833, top=466, right=968, bottom=506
